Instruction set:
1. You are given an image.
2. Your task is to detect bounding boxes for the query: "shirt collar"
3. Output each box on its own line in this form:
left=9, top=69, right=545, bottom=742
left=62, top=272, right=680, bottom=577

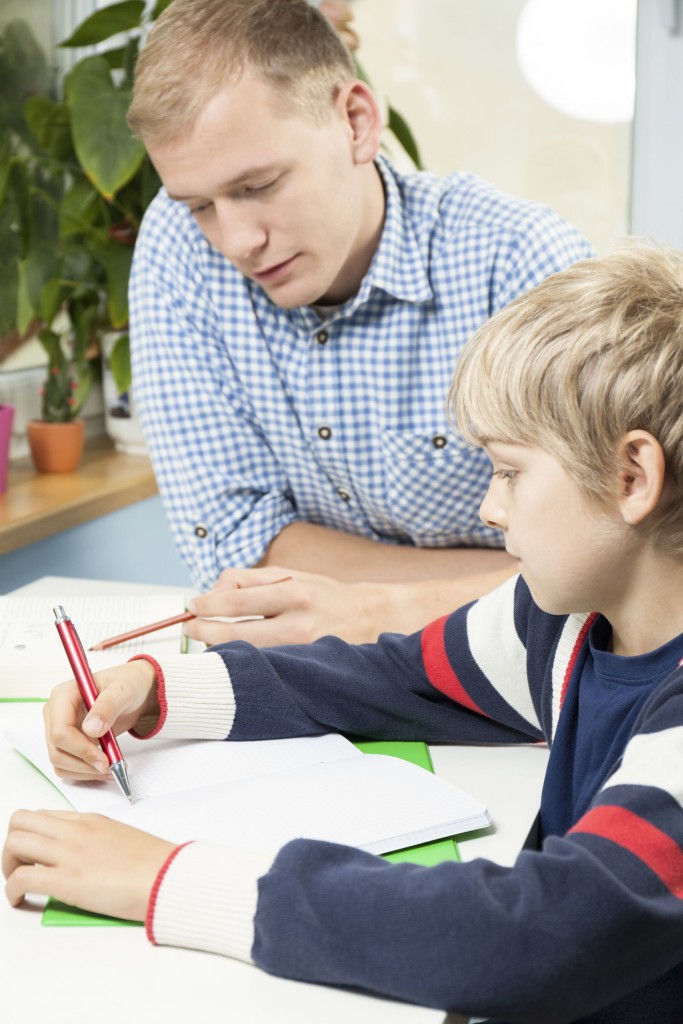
left=359, top=154, right=434, bottom=306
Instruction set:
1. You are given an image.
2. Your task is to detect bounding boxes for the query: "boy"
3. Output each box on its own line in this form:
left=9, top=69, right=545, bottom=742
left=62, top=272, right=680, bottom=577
left=124, top=0, right=591, bottom=648
left=6, top=243, right=683, bottom=1022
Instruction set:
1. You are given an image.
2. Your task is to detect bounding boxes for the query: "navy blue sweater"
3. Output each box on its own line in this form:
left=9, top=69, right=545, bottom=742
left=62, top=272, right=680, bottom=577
left=148, top=575, right=683, bottom=1022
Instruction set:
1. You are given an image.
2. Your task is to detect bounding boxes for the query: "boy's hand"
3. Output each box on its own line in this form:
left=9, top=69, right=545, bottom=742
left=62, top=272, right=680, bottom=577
left=44, top=660, right=159, bottom=781
left=3, top=809, right=175, bottom=921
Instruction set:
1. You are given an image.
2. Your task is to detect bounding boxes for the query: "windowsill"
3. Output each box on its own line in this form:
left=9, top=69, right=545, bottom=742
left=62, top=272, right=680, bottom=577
left=0, top=435, right=158, bottom=556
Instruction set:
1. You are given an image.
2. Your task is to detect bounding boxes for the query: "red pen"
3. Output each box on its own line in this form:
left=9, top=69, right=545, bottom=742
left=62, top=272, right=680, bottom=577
left=53, top=605, right=132, bottom=802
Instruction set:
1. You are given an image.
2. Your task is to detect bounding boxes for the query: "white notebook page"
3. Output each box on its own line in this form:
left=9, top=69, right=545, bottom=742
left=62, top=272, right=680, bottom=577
left=9, top=712, right=491, bottom=856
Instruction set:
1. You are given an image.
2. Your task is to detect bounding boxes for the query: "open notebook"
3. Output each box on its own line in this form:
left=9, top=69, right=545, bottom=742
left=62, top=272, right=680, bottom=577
left=9, top=714, right=491, bottom=857
left=0, top=593, right=192, bottom=699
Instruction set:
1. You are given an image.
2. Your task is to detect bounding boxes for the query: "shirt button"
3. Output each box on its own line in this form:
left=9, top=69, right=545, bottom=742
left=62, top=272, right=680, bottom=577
left=316, top=329, right=329, bottom=345
left=318, top=425, right=332, bottom=440
left=432, top=435, right=448, bottom=449
left=337, top=488, right=351, bottom=502
left=194, top=523, right=209, bottom=538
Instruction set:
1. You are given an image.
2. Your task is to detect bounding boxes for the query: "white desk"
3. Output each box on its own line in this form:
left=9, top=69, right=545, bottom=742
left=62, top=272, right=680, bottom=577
left=0, top=579, right=548, bottom=1023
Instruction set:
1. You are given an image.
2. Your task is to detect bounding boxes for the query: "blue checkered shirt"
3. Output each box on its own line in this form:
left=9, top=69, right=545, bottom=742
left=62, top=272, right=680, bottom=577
left=129, top=156, right=593, bottom=590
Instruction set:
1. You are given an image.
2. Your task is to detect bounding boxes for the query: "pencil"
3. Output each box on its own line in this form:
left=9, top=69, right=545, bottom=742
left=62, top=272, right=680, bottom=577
left=88, top=575, right=293, bottom=651
left=88, top=610, right=196, bottom=650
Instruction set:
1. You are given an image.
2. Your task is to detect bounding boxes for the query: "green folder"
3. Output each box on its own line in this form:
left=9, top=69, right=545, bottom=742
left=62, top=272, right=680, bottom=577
left=42, top=738, right=459, bottom=926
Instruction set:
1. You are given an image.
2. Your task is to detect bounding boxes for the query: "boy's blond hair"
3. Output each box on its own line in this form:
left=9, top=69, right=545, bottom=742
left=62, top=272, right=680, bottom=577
left=128, top=0, right=355, bottom=144
left=451, top=241, right=683, bottom=554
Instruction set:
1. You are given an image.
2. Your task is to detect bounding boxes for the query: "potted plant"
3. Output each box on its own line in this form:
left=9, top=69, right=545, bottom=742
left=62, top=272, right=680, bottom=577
left=0, top=4, right=168, bottom=461
left=0, top=18, right=103, bottom=471
left=25, top=292, right=102, bottom=472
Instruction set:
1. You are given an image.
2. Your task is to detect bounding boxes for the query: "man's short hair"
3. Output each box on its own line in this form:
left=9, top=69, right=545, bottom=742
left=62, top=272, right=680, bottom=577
left=451, top=241, right=683, bottom=554
left=128, top=0, right=355, bottom=143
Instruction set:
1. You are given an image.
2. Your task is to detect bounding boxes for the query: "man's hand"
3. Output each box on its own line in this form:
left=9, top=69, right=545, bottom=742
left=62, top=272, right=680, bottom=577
left=44, top=660, right=159, bottom=782
left=3, top=809, right=174, bottom=921
left=183, top=562, right=515, bottom=648
left=186, top=568, right=383, bottom=646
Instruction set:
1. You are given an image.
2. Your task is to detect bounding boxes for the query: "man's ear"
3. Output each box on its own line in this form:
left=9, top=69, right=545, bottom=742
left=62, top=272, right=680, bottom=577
left=617, top=430, right=667, bottom=526
left=336, top=80, right=383, bottom=164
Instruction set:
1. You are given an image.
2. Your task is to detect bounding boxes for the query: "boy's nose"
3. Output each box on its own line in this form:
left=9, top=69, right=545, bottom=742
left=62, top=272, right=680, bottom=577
left=479, top=483, right=507, bottom=531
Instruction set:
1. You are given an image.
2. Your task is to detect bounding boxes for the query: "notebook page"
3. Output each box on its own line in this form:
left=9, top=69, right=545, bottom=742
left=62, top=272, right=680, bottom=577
left=0, top=593, right=189, bottom=698
left=8, top=707, right=490, bottom=855
left=8, top=713, right=359, bottom=813
left=75, top=755, right=491, bottom=854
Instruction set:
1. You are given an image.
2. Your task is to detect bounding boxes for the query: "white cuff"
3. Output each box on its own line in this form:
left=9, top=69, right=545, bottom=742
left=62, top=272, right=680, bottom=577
left=148, top=842, right=274, bottom=962
left=134, top=652, right=236, bottom=740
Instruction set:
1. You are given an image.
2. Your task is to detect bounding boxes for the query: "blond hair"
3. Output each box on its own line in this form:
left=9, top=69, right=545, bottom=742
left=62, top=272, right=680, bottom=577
left=128, top=0, right=355, bottom=143
left=450, top=241, right=683, bottom=554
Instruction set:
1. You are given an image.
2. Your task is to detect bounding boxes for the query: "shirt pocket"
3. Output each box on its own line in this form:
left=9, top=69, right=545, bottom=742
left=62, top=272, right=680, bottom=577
left=381, top=427, right=497, bottom=545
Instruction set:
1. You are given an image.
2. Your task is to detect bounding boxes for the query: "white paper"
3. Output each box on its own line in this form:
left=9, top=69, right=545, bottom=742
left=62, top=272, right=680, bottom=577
left=9, top=712, right=491, bottom=856
left=0, top=593, right=190, bottom=698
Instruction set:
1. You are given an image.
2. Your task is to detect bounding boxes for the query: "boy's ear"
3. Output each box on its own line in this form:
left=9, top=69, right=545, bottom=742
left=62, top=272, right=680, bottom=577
left=336, top=80, right=383, bottom=164
left=617, top=430, right=667, bottom=526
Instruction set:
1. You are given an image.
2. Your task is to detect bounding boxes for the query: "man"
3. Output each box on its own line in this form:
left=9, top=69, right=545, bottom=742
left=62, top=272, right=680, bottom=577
left=127, top=0, right=593, bottom=646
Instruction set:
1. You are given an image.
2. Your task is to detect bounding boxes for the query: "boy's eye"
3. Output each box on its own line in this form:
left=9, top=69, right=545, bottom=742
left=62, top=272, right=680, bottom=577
left=493, top=468, right=517, bottom=481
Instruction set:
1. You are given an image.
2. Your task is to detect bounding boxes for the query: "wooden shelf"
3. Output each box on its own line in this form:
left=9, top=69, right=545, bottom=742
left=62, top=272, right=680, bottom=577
left=0, top=435, right=158, bottom=556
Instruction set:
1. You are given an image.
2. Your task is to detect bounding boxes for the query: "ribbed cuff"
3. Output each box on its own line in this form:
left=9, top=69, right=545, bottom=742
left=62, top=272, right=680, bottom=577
left=131, top=652, right=236, bottom=740
left=147, top=841, right=273, bottom=962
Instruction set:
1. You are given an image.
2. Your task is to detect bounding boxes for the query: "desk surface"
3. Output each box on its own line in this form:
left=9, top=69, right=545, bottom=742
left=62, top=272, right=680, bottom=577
left=0, top=437, right=157, bottom=555
left=1, top=578, right=549, bottom=1023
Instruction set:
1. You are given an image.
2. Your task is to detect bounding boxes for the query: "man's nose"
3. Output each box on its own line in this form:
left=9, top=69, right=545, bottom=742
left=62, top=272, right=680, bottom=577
left=215, top=201, right=267, bottom=262
left=479, top=481, right=507, bottom=531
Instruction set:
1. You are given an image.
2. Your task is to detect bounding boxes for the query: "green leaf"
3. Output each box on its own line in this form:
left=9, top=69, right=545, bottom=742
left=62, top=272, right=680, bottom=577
left=109, top=332, right=131, bottom=395
left=66, top=56, right=146, bottom=199
left=151, top=0, right=175, bottom=20
left=24, top=96, right=73, bottom=161
left=97, top=239, right=133, bottom=327
left=0, top=135, right=11, bottom=206
left=17, top=245, right=62, bottom=332
left=1, top=20, right=51, bottom=99
left=59, top=179, right=101, bottom=238
left=70, top=360, right=95, bottom=417
left=59, top=1, right=145, bottom=48
left=37, top=326, right=65, bottom=367
left=387, top=105, right=423, bottom=170
left=0, top=249, right=19, bottom=336
left=40, top=278, right=67, bottom=326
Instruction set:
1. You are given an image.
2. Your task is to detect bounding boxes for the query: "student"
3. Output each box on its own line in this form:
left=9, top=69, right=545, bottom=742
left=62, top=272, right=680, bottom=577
left=6, top=242, right=683, bottom=1021
left=125, top=0, right=593, bottom=648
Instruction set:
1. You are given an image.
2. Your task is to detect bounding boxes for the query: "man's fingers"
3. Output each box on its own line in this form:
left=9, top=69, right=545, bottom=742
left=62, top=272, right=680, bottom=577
left=192, top=576, right=300, bottom=622
left=185, top=610, right=313, bottom=648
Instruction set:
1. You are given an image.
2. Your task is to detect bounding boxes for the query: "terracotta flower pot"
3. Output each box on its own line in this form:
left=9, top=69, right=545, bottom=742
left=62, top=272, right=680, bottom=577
left=26, top=419, right=86, bottom=473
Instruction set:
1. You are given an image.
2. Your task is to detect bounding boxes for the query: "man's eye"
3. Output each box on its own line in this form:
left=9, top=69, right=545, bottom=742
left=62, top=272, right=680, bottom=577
left=244, top=178, right=277, bottom=195
left=189, top=201, right=213, bottom=215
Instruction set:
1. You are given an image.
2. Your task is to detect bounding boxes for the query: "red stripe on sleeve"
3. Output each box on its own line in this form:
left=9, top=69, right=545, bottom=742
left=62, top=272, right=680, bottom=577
left=571, top=805, right=683, bottom=899
left=421, top=615, right=489, bottom=717
left=146, top=841, right=194, bottom=944
left=128, top=654, right=167, bottom=738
